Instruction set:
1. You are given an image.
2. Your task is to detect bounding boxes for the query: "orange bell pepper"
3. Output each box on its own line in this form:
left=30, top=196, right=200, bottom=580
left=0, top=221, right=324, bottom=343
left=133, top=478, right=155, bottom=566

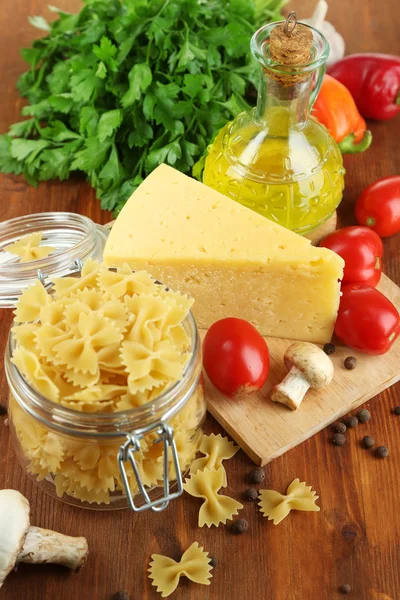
left=312, top=74, right=372, bottom=154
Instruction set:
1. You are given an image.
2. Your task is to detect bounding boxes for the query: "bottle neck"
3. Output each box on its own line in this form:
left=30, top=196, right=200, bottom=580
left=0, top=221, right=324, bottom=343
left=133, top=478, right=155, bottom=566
left=256, top=69, right=313, bottom=131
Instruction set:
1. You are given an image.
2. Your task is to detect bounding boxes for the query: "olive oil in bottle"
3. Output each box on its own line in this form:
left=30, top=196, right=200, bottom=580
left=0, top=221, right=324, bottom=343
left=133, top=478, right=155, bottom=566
left=203, top=14, right=345, bottom=234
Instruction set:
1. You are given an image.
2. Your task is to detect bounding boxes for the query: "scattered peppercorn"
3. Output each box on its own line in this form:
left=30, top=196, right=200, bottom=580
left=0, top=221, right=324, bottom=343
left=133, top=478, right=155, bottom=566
left=375, top=446, right=389, bottom=458
left=394, top=406, right=400, bottom=415
left=249, top=467, right=265, bottom=484
left=244, top=488, right=259, bottom=501
left=362, top=436, right=375, bottom=449
left=344, top=416, right=359, bottom=428
left=332, top=422, right=347, bottom=434
left=323, top=343, right=335, bottom=355
left=0, top=405, right=7, bottom=417
left=231, top=519, right=249, bottom=535
left=339, top=583, right=352, bottom=594
left=332, top=433, right=346, bottom=446
left=344, top=356, right=357, bottom=370
left=112, top=592, right=129, bottom=600
left=357, top=409, right=370, bottom=423
left=209, top=556, right=217, bottom=568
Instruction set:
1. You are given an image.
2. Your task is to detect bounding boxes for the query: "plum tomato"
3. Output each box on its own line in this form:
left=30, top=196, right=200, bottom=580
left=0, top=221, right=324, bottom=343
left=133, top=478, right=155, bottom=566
left=335, top=284, right=400, bottom=355
left=320, top=226, right=383, bottom=287
left=202, top=318, right=270, bottom=397
left=355, top=175, right=400, bottom=237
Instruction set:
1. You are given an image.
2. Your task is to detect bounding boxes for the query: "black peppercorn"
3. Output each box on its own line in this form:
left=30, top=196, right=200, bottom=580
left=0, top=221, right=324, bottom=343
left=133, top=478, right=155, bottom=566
left=344, top=416, right=359, bottom=428
left=332, top=433, right=346, bottom=446
left=244, top=488, right=258, bottom=501
left=323, top=343, right=335, bottom=355
left=0, top=405, right=7, bottom=417
left=339, top=583, right=352, bottom=594
left=231, top=519, right=248, bottom=534
left=209, top=556, right=217, bottom=568
left=394, top=406, right=400, bottom=415
left=112, top=592, right=130, bottom=600
left=375, top=446, right=389, bottom=458
left=357, top=409, right=370, bottom=423
left=332, top=422, right=346, bottom=434
left=344, top=356, right=357, bottom=370
left=249, top=467, right=265, bottom=484
left=362, top=436, right=375, bottom=449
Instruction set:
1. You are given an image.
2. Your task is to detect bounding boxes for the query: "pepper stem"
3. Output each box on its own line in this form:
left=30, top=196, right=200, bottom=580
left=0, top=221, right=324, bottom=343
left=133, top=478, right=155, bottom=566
left=396, top=90, right=400, bottom=106
left=339, top=131, right=372, bottom=154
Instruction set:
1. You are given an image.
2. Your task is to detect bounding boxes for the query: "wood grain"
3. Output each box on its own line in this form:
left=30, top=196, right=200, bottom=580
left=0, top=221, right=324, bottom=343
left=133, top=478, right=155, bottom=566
left=0, top=1, right=399, bottom=600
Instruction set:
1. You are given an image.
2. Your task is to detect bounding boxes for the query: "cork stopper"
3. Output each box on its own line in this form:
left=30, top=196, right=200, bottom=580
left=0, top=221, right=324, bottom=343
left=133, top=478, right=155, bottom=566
left=268, top=12, right=313, bottom=86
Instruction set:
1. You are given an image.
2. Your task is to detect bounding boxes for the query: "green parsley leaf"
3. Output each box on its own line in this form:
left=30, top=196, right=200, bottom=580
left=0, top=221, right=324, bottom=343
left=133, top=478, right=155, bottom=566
left=11, top=138, right=49, bottom=162
left=121, top=63, right=153, bottom=108
left=93, top=36, right=118, bottom=72
left=9, top=119, right=36, bottom=138
left=28, top=15, right=50, bottom=31
left=40, top=120, right=82, bottom=142
left=98, top=144, right=125, bottom=189
left=47, top=63, right=71, bottom=95
left=70, top=70, right=99, bottom=103
left=79, top=106, right=100, bottom=137
left=97, top=109, right=123, bottom=143
left=71, top=137, right=112, bottom=172
left=0, top=135, right=24, bottom=174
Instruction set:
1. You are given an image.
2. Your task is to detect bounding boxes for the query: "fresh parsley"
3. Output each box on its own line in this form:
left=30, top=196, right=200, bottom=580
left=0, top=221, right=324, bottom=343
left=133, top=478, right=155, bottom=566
left=0, top=0, right=286, bottom=215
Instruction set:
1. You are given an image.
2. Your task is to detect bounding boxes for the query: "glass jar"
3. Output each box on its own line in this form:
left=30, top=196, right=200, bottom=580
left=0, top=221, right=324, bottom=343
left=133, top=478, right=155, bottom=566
left=2, top=213, right=206, bottom=512
left=203, top=20, right=345, bottom=234
left=0, top=212, right=109, bottom=307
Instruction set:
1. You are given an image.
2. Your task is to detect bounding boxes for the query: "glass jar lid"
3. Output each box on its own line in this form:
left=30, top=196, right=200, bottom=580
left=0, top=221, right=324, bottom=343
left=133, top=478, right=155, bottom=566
left=0, top=212, right=109, bottom=308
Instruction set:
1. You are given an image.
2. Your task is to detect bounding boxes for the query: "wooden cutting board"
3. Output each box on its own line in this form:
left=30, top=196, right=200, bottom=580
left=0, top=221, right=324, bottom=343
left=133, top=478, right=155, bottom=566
left=205, top=273, right=400, bottom=466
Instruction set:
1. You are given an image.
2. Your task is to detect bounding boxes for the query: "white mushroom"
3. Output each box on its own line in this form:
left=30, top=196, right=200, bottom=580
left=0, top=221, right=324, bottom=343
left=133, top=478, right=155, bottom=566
left=0, top=489, right=88, bottom=588
left=302, top=0, right=345, bottom=67
left=271, top=342, right=334, bottom=410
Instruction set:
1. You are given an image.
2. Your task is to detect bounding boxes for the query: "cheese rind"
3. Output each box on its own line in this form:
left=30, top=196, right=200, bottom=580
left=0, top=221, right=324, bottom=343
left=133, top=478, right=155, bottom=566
left=104, top=165, right=344, bottom=343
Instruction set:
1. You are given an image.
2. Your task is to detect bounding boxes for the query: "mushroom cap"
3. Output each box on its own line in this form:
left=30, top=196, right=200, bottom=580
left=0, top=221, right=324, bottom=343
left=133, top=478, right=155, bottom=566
left=284, top=342, right=334, bottom=389
left=0, top=490, right=30, bottom=587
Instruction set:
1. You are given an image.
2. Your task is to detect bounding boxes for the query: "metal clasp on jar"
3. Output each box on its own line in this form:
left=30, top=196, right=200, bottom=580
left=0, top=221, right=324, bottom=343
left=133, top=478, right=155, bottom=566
left=118, top=422, right=183, bottom=512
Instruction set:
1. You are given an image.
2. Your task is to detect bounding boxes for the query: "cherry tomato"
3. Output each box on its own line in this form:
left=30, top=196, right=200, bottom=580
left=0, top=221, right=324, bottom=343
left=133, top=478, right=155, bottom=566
left=320, top=226, right=383, bottom=287
left=335, top=284, right=400, bottom=355
left=203, top=318, right=270, bottom=396
left=355, top=175, right=400, bottom=237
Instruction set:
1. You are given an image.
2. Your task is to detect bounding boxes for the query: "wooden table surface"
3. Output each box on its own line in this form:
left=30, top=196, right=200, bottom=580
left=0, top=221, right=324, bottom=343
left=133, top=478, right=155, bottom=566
left=0, top=1, right=399, bottom=599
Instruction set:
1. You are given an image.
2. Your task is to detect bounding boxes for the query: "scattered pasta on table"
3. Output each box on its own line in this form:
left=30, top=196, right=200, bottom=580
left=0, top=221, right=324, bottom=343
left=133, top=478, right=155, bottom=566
left=148, top=542, right=213, bottom=598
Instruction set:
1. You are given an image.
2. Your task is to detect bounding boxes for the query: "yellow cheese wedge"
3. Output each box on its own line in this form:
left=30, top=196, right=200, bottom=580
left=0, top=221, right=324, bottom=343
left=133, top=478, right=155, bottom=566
left=104, top=164, right=344, bottom=343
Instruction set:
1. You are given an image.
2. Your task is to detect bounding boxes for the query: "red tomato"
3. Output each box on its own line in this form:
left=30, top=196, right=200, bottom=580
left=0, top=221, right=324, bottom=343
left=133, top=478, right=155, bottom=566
left=355, top=175, right=400, bottom=237
left=335, top=284, right=400, bottom=355
left=202, top=318, right=270, bottom=396
left=320, top=226, right=383, bottom=287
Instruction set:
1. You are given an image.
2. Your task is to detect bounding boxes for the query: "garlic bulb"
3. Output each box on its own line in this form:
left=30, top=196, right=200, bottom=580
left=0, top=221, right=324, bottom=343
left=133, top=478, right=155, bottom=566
left=302, top=0, right=345, bottom=66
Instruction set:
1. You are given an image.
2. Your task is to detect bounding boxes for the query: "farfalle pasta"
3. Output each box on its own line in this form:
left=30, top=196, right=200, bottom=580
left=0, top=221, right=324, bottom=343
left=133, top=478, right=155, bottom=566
left=184, top=467, right=243, bottom=527
left=148, top=542, right=213, bottom=597
left=6, top=232, right=55, bottom=262
left=190, top=433, right=239, bottom=485
left=9, top=259, right=205, bottom=505
left=258, top=478, right=320, bottom=525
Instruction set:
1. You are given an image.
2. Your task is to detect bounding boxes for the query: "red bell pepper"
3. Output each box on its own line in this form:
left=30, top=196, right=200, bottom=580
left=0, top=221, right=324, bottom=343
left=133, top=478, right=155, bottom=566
left=312, top=75, right=372, bottom=154
left=328, top=54, right=400, bottom=121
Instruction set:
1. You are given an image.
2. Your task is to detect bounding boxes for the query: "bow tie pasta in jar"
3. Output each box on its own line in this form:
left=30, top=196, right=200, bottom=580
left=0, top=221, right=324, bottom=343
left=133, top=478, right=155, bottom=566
left=2, top=213, right=205, bottom=511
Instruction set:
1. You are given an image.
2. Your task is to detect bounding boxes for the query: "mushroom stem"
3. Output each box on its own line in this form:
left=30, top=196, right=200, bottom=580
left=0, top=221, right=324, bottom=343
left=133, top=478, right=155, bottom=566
left=17, top=527, right=88, bottom=572
left=271, top=366, right=311, bottom=410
